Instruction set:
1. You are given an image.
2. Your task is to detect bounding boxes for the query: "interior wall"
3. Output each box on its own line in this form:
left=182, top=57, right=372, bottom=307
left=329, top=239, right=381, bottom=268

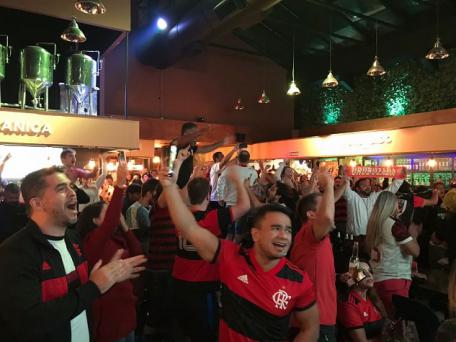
left=101, top=35, right=294, bottom=143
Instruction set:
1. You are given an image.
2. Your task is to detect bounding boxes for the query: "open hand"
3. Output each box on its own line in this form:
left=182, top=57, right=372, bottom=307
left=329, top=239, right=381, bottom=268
left=90, top=249, right=146, bottom=294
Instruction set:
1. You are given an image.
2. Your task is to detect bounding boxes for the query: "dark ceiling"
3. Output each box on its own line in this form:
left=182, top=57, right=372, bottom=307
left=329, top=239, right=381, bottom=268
left=132, top=0, right=456, bottom=84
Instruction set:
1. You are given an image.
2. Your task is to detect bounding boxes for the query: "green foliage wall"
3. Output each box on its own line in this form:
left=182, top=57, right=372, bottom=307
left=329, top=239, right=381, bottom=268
left=294, top=50, right=456, bottom=128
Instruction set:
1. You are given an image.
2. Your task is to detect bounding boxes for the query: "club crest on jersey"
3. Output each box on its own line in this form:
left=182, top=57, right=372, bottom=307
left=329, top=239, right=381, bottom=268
left=272, top=289, right=291, bottom=310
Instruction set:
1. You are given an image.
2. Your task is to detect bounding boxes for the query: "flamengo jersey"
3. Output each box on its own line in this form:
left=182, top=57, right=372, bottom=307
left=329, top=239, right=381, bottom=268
left=337, top=290, right=384, bottom=339
left=172, top=208, right=232, bottom=287
left=214, top=240, right=316, bottom=341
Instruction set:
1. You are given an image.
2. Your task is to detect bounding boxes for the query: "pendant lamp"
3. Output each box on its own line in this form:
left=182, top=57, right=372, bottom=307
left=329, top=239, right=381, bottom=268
left=426, top=1, right=449, bottom=60
left=258, top=89, right=270, bottom=104
left=367, top=23, right=386, bottom=76
left=75, top=0, right=107, bottom=15
left=61, top=17, right=86, bottom=43
left=234, top=98, right=245, bottom=111
left=322, top=29, right=338, bottom=88
left=287, top=35, right=301, bottom=96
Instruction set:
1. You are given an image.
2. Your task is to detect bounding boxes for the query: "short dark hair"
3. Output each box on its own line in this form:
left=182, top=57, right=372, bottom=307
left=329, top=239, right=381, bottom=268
left=296, top=192, right=322, bottom=225
left=355, top=178, right=371, bottom=189
left=21, top=166, right=65, bottom=214
left=181, top=122, right=197, bottom=135
left=335, top=176, right=342, bottom=180
left=213, top=152, right=223, bottom=162
left=106, top=174, right=113, bottom=180
left=187, top=177, right=210, bottom=205
left=142, top=178, right=159, bottom=197
left=60, top=148, right=76, bottom=160
left=240, top=204, right=294, bottom=249
left=126, top=183, right=141, bottom=195
left=238, top=150, right=250, bottom=164
left=76, top=201, right=105, bottom=239
left=4, top=183, right=20, bottom=194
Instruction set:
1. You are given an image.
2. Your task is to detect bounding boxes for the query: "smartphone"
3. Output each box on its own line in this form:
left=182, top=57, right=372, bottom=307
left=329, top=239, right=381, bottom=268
left=118, top=150, right=126, bottom=162
left=167, top=144, right=178, bottom=176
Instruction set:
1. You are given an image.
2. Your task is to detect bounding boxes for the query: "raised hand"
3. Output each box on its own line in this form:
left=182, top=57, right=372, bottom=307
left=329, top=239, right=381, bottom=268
left=89, top=249, right=146, bottom=294
left=158, top=168, right=175, bottom=188
left=115, top=161, right=128, bottom=187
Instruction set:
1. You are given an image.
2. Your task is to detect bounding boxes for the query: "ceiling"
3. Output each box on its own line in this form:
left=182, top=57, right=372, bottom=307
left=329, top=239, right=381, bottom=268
left=0, top=0, right=131, bottom=31
left=132, top=0, right=456, bottom=84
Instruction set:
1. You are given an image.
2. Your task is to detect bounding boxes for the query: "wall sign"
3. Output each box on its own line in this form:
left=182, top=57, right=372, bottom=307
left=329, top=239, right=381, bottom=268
left=1, top=120, right=52, bottom=136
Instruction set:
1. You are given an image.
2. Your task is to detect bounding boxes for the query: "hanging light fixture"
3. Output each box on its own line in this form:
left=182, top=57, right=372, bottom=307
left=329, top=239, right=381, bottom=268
left=367, top=23, right=386, bottom=76
left=60, top=17, right=86, bottom=43
left=322, top=25, right=338, bottom=88
left=258, top=89, right=270, bottom=104
left=287, top=35, right=301, bottom=96
left=74, top=0, right=107, bottom=15
left=426, top=0, right=449, bottom=60
left=234, top=98, right=245, bottom=110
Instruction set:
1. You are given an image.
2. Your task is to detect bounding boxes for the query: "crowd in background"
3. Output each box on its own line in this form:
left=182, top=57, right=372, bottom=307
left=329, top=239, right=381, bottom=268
left=0, top=122, right=456, bottom=341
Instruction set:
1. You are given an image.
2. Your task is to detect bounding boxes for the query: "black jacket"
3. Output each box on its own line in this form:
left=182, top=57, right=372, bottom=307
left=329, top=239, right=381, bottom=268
left=0, top=220, right=100, bottom=342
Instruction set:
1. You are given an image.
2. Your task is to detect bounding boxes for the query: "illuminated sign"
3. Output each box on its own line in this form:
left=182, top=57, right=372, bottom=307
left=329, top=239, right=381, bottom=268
left=347, top=134, right=392, bottom=149
left=0, top=120, right=52, bottom=137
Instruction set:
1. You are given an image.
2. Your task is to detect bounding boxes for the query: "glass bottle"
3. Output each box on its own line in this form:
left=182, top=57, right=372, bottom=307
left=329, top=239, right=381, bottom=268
left=349, top=241, right=360, bottom=277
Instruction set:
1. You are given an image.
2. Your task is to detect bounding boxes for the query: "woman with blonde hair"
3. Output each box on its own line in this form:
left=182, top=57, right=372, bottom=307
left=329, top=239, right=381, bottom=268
left=365, top=191, right=420, bottom=318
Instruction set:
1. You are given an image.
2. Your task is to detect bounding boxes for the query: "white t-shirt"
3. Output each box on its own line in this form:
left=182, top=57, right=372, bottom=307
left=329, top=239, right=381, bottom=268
left=47, top=238, right=90, bottom=342
left=216, top=165, right=258, bottom=206
left=209, top=162, right=221, bottom=201
left=343, top=179, right=404, bottom=236
left=370, top=218, right=413, bottom=282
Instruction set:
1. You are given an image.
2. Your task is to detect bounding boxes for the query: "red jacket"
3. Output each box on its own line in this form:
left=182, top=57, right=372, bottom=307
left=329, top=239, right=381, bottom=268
left=82, top=186, right=143, bottom=342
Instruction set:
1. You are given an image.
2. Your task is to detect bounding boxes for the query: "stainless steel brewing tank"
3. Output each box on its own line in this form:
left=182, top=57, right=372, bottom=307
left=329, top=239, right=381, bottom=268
left=66, top=52, right=97, bottom=88
left=0, top=43, right=7, bottom=80
left=19, top=45, right=55, bottom=97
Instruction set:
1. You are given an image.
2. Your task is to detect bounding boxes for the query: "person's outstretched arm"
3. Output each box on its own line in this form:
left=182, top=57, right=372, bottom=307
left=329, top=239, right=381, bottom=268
left=160, top=171, right=219, bottom=262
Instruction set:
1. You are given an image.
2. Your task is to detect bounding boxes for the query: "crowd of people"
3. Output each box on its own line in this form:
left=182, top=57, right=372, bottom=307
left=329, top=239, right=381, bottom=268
left=0, top=122, right=456, bottom=341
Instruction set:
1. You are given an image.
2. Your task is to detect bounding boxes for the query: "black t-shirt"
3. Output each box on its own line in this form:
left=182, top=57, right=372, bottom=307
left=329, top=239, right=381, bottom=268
left=176, top=145, right=198, bottom=189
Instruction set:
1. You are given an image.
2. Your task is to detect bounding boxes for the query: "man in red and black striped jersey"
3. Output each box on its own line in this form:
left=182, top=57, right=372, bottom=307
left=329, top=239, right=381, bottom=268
left=0, top=166, right=146, bottom=342
left=172, top=171, right=250, bottom=341
left=160, top=170, right=320, bottom=341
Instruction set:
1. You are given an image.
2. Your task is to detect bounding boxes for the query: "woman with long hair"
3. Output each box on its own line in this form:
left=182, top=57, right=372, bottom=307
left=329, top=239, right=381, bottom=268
left=365, top=191, right=420, bottom=318
left=78, top=162, right=143, bottom=342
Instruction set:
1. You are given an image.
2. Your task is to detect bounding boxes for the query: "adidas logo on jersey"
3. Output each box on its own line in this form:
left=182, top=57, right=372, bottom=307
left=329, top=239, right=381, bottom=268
left=237, top=274, right=249, bottom=284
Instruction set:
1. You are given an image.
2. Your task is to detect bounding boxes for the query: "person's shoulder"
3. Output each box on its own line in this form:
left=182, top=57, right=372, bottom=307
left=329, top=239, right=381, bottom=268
left=0, top=226, right=38, bottom=261
left=277, top=260, right=308, bottom=284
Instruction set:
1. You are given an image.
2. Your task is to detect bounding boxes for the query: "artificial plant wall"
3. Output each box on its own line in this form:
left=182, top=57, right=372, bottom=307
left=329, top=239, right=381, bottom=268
left=294, top=49, right=456, bottom=129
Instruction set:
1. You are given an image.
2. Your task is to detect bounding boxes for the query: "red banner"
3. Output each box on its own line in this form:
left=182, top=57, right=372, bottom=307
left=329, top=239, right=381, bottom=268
left=346, top=166, right=405, bottom=179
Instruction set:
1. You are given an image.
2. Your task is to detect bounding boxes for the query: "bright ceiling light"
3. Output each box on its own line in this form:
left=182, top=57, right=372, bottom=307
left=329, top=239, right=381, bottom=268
left=157, top=17, right=168, bottom=31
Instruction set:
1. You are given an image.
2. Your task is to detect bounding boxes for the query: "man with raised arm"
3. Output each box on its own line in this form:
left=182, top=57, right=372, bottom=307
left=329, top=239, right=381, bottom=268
left=159, top=168, right=319, bottom=342
left=0, top=166, right=146, bottom=342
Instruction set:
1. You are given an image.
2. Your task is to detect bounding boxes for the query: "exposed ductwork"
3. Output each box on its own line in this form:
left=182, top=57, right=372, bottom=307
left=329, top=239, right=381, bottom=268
left=133, top=0, right=282, bottom=69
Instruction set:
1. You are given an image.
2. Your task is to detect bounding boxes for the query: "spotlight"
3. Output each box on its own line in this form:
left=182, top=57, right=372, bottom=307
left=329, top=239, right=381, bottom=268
left=156, top=17, right=168, bottom=31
